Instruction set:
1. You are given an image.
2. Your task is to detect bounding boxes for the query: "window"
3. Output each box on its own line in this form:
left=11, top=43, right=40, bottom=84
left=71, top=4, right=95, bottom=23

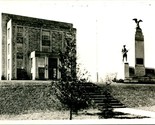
left=17, top=59, right=23, bottom=68
left=42, top=30, right=50, bottom=52
left=42, top=31, right=50, bottom=46
left=17, top=37, right=23, bottom=43
left=17, top=26, right=23, bottom=33
left=42, top=46, right=50, bottom=52
left=17, top=26, right=23, bottom=37
left=42, top=31, right=50, bottom=40
left=16, top=27, right=23, bottom=48
left=7, top=28, right=10, bottom=39
left=42, top=40, right=50, bottom=46
left=38, top=57, right=45, bottom=67
left=8, top=43, right=10, bottom=54
left=17, top=52, right=23, bottom=59
left=17, top=43, right=23, bottom=52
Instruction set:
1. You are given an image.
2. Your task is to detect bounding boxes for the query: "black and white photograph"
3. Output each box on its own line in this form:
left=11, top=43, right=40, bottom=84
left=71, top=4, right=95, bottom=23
left=0, top=0, right=155, bottom=124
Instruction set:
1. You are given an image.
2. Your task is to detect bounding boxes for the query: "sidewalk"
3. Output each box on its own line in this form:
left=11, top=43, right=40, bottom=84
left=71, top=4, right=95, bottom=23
left=114, top=108, right=155, bottom=118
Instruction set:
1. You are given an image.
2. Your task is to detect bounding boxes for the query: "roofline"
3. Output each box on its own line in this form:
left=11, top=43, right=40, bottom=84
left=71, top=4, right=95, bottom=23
left=2, top=12, right=74, bottom=29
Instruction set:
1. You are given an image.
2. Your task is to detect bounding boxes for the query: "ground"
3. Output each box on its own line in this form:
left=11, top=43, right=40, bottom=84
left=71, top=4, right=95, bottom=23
left=0, top=107, right=153, bottom=120
left=0, top=81, right=155, bottom=120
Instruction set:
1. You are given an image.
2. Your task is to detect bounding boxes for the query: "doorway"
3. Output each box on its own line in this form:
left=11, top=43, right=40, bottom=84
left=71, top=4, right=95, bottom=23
left=48, top=58, right=57, bottom=80
left=38, top=67, right=45, bottom=80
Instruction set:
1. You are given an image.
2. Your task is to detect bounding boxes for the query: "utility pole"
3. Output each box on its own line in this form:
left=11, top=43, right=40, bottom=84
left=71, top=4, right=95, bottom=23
left=96, top=19, right=99, bottom=83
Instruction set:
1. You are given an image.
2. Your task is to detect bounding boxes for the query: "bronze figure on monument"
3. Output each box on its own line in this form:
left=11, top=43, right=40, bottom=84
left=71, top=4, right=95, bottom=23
left=133, top=18, right=143, bottom=29
left=122, top=45, right=128, bottom=62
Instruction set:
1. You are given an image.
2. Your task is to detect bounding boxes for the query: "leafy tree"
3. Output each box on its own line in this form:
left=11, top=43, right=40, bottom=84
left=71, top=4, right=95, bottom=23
left=51, top=31, right=91, bottom=120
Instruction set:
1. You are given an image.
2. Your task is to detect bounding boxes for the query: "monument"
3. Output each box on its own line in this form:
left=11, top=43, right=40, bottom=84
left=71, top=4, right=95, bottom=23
left=133, top=18, right=146, bottom=77
left=123, top=19, right=155, bottom=83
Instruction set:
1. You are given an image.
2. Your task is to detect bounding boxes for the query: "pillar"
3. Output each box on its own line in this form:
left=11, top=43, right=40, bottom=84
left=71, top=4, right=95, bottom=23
left=124, top=63, right=129, bottom=79
left=135, top=27, right=145, bottom=76
left=45, top=56, right=48, bottom=79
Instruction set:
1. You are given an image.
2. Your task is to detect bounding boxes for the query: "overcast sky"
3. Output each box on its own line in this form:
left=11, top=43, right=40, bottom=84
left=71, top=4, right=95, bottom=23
left=1, top=0, right=155, bottom=82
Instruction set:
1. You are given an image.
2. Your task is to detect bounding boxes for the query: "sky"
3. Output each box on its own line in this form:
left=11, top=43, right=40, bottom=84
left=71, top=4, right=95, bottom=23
left=1, top=0, right=155, bottom=82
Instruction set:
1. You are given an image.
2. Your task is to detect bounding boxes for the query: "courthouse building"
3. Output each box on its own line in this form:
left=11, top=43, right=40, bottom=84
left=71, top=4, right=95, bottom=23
left=1, top=13, right=76, bottom=80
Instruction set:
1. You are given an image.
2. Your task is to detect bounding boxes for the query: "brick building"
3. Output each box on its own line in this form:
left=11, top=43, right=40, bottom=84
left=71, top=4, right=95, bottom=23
left=1, top=13, right=76, bottom=80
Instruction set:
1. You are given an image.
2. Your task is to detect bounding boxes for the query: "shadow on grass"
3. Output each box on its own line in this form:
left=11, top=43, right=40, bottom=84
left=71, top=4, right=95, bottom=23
left=81, top=111, right=150, bottom=119
left=98, top=111, right=150, bottom=119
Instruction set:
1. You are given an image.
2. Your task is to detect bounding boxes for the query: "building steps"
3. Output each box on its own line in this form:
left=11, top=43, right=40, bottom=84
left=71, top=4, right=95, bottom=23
left=75, top=82, right=126, bottom=110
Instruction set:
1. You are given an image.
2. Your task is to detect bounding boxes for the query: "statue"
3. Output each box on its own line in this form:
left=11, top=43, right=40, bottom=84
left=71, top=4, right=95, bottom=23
left=122, top=45, right=128, bottom=62
left=133, top=18, right=143, bottom=29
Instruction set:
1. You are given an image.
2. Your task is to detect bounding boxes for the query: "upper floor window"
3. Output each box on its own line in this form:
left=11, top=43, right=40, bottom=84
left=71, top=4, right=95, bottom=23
left=17, top=26, right=23, bottom=37
left=17, top=37, right=23, bottom=44
left=17, top=26, right=23, bottom=33
left=42, top=31, right=50, bottom=46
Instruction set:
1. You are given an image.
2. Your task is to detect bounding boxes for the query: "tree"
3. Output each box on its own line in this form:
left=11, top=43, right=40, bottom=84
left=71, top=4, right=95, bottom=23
left=52, top=31, right=91, bottom=120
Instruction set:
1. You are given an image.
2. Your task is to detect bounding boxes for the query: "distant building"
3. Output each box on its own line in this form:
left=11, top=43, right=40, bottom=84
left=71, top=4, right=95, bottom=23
left=1, top=13, right=76, bottom=80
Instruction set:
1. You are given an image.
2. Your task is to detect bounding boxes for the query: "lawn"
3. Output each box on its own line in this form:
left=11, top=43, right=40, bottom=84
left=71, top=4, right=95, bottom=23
left=0, top=81, right=155, bottom=120
left=0, top=80, right=64, bottom=115
left=108, top=83, right=155, bottom=108
left=0, top=108, right=148, bottom=120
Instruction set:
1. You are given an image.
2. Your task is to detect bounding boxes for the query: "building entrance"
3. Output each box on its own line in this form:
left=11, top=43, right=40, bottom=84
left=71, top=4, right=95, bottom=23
left=48, top=58, right=57, bottom=80
left=38, top=67, right=45, bottom=80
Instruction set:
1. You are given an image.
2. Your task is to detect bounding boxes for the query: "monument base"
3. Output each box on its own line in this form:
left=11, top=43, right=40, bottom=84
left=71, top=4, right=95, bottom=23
left=122, top=63, right=155, bottom=83
left=135, top=65, right=145, bottom=77
left=124, top=63, right=129, bottom=79
left=124, top=76, right=155, bottom=83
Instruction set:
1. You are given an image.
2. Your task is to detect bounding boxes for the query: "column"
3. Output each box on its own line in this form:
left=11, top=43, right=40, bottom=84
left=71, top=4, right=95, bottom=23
left=135, top=27, right=145, bottom=76
left=124, top=63, right=129, bottom=79
left=45, top=56, right=48, bottom=79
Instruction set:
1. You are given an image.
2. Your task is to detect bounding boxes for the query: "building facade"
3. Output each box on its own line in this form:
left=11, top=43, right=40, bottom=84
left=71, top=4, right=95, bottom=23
left=1, top=13, right=76, bottom=80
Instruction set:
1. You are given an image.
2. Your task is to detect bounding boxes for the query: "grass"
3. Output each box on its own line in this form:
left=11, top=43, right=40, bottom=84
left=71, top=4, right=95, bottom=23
left=0, top=81, right=64, bottom=115
left=98, top=83, right=155, bottom=108
left=0, top=81, right=155, bottom=120
left=0, top=110, right=70, bottom=120
left=0, top=108, right=148, bottom=120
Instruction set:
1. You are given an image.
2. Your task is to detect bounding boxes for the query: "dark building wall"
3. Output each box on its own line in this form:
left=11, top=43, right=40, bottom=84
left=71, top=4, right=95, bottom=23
left=1, top=13, right=76, bottom=80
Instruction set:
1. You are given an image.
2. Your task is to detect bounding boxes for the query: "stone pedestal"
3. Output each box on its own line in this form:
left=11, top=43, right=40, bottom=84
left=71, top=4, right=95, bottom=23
left=135, top=65, right=145, bottom=76
left=135, top=27, right=145, bottom=77
left=124, top=63, right=129, bottom=79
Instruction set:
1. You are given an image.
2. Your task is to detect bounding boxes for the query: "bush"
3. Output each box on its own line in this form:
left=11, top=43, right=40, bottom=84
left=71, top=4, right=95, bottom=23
left=51, top=80, right=92, bottom=114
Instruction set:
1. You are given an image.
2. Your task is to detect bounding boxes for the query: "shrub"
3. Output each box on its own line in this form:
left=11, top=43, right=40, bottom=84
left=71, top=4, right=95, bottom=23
left=51, top=80, right=91, bottom=114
